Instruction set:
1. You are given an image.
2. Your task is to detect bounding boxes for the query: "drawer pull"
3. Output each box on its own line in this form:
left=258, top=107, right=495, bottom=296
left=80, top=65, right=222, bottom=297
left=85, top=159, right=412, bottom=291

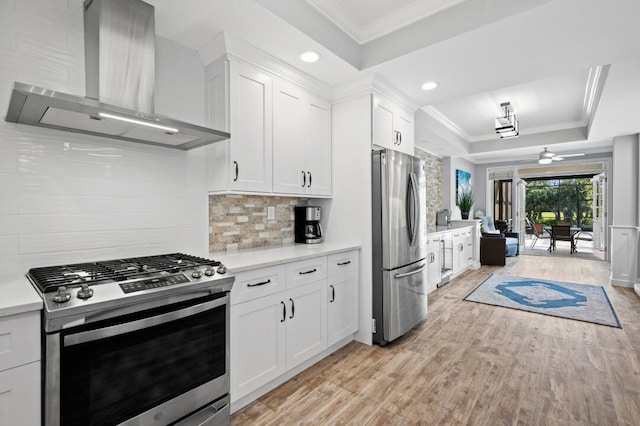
left=247, top=279, right=271, bottom=287
left=299, top=268, right=317, bottom=275
left=337, top=260, right=351, bottom=266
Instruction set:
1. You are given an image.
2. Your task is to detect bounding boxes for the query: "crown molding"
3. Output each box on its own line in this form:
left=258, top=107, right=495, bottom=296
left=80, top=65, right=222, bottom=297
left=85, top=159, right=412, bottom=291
left=306, top=0, right=468, bottom=43
left=198, top=32, right=332, bottom=98
left=421, top=105, right=470, bottom=141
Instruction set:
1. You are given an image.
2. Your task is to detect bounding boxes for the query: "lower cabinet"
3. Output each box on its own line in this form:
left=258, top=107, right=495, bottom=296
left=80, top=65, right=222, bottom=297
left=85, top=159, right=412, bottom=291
left=231, top=292, right=287, bottom=400
left=327, top=251, right=358, bottom=346
left=426, top=236, right=442, bottom=293
left=0, top=310, right=41, bottom=426
left=285, top=280, right=327, bottom=369
left=230, top=250, right=358, bottom=406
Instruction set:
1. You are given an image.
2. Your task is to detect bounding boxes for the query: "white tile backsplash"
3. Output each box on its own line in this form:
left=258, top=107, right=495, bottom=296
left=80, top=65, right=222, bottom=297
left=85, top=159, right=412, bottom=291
left=0, top=0, right=210, bottom=275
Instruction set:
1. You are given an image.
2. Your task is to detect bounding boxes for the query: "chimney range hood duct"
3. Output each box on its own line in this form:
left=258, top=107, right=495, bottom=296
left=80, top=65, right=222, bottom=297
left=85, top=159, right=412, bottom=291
left=5, top=0, right=230, bottom=150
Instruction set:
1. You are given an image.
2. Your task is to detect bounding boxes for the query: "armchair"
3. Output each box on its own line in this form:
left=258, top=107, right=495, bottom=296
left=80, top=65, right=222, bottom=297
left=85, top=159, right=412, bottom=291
left=479, top=216, right=520, bottom=265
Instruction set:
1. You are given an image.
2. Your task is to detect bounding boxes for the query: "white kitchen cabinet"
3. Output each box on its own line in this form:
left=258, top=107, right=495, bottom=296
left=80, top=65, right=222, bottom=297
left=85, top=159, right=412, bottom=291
left=231, top=281, right=326, bottom=401
left=452, top=230, right=464, bottom=274
left=272, top=80, right=331, bottom=196
left=230, top=292, right=287, bottom=401
left=286, top=280, right=327, bottom=369
left=372, top=94, right=414, bottom=155
left=207, top=59, right=273, bottom=193
left=449, top=226, right=475, bottom=275
left=327, top=250, right=358, bottom=346
left=207, top=56, right=331, bottom=196
left=0, top=311, right=41, bottom=426
left=426, top=236, right=442, bottom=294
left=464, top=229, right=474, bottom=268
left=229, top=250, right=358, bottom=405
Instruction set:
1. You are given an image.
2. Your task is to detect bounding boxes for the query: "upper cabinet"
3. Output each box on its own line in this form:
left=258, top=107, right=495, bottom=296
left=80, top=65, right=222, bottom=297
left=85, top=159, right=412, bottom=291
left=208, top=60, right=273, bottom=193
left=372, top=93, right=415, bottom=155
left=207, top=57, right=331, bottom=197
left=272, top=80, right=331, bottom=196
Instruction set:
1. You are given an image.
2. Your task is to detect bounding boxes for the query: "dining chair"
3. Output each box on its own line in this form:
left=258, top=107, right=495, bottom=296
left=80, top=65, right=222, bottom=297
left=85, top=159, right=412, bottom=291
left=550, top=225, right=575, bottom=253
left=530, top=223, right=550, bottom=249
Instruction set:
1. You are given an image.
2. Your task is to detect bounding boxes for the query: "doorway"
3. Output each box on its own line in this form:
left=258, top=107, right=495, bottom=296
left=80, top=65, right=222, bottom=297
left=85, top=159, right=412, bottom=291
left=519, top=175, right=605, bottom=259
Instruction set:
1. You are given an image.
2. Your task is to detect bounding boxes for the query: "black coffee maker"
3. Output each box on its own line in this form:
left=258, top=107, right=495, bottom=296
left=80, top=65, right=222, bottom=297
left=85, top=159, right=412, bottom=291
left=294, top=206, right=323, bottom=244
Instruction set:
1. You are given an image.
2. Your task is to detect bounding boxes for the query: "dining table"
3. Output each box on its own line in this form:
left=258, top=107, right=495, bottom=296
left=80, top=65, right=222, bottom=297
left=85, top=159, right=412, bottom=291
left=547, top=226, right=581, bottom=253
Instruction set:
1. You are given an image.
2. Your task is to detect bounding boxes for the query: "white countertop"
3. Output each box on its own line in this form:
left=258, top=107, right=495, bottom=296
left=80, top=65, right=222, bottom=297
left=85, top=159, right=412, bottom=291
left=0, top=274, right=43, bottom=318
left=211, top=242, right=361, bottom=273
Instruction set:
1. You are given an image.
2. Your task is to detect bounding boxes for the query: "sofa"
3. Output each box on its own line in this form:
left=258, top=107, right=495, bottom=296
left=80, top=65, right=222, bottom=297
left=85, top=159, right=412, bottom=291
left=480, top=216, right=519, bottom=265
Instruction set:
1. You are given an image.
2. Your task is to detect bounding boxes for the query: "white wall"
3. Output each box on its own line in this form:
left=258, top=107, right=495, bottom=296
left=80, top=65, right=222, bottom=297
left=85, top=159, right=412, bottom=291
left=442, top=156, right=476, bottom=218
left=611, top=134, right=639, bottom=226
left=0, top=0, right=209, bottom=277
left=316, top=94, right=372, bottom=345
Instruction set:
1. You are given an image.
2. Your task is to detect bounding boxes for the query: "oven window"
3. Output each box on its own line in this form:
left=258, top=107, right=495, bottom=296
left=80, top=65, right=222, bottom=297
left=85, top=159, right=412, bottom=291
left=60, top=303, right=226, bottom=426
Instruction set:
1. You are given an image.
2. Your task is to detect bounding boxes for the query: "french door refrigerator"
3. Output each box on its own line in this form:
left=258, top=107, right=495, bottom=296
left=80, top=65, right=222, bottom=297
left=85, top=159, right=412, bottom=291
left=372, top=149, right=428, bottom=345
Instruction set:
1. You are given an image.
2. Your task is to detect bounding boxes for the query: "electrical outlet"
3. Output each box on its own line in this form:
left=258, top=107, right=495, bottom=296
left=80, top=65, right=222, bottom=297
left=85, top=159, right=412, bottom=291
left=267, top=206, right=275, bottom=220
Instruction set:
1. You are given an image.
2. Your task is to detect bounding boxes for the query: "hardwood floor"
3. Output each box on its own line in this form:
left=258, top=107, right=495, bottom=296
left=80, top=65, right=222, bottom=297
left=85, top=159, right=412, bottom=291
left=231, top=256, right=640, bottom=425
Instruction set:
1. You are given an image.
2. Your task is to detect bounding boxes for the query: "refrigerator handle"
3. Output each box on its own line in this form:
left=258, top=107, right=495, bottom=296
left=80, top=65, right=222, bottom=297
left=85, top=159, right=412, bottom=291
left=394, top=263, right=426, bottom=279
left=407, top=172, right=419, bottom=246
left=405, top=175, right=414, bottom=245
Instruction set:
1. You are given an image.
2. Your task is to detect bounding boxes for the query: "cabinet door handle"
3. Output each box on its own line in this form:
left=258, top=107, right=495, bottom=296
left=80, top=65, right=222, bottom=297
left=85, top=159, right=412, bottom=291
left=302, top=171, right=306, bottom=187
left=393, top=130, right=399, bottom=145
left=289, top=298, right=295, bottom=319
left=337, top=260, right=351, bottom=266
left=307, top=171, right=312, bottom=188
left=299, top=268, right=317, bottom=275
left=398, top=131, right=402, bottom=145
left=280, top=301, right=286, bottom=322
left=233, top=161, right=239, bottom=181
left=247, top=279, right=271, bottom=287
left=330, top=285, right=335, bottom=303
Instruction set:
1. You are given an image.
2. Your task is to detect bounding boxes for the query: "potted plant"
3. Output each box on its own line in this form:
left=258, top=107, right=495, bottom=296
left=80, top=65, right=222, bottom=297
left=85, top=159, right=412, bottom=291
left=457, top=189, right=474, bottom=220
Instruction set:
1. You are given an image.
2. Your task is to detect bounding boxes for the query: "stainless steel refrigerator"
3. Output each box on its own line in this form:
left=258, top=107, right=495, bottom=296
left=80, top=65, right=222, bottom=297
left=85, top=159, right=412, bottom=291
left=372, top=149, right=428, bottom=345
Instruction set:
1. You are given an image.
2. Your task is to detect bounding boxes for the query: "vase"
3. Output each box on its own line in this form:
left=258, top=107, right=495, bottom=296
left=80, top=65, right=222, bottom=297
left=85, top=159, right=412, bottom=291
left=461, top=212, right=469, bottom=219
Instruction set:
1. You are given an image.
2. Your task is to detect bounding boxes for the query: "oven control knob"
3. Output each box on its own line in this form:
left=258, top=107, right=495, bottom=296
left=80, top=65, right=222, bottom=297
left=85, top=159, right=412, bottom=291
left=53, top=286, right=71, bottom=303
left=191, top=270, right=203, bottom=279
left=216, top=265, right=227, bottom=274
left=77, top=283, right=94, bottom=300
left=204, top=267, right=215, bottom=276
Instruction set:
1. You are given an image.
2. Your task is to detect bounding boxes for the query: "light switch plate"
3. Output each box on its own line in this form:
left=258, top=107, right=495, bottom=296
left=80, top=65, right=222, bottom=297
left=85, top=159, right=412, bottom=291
left=267, top=206, right=275, bottom=220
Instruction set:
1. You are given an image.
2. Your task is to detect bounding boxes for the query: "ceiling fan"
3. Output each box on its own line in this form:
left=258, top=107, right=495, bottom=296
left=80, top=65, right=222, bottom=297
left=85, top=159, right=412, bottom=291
left=538, top=147, right=585, bottom=164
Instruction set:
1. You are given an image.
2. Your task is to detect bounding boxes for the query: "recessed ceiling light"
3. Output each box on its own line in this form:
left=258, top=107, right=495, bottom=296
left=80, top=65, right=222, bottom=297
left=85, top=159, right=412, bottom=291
left=421, top=81, right=438, bottom=91
left=299, top=51, right=320, bottom=63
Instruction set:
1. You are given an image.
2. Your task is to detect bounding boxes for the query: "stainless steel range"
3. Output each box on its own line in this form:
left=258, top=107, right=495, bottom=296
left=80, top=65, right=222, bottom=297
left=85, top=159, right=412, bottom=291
left=27, top=253, right=234, bottom=426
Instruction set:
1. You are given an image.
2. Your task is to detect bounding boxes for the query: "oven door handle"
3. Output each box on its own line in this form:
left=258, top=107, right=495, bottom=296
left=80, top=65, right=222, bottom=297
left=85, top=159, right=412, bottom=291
left=63, top=296, right=228, bottom=347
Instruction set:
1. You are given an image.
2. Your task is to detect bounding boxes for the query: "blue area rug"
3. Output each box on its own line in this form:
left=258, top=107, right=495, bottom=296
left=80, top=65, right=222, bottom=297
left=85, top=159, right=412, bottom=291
left=464, top=274, right=621, bottom=328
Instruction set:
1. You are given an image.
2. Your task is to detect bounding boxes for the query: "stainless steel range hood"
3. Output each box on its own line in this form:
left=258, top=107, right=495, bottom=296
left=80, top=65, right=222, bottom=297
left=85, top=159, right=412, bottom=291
left=5, top=0, right=229, bottom=150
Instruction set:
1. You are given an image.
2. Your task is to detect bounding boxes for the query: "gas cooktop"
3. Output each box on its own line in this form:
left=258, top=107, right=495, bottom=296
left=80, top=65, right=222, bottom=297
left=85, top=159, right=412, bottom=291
left=28, top=253, right=223, bottom=293
left=27, top=253, right=233, bottom=328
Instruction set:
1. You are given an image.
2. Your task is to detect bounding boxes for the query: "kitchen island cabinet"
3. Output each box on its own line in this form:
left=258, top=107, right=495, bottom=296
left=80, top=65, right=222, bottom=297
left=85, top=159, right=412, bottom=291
left=217, top=243, right=359, bottom=413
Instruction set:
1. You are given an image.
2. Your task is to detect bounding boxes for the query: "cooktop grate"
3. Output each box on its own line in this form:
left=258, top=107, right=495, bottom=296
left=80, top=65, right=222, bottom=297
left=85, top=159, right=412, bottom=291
left=28, top=253, right=221, bottom=293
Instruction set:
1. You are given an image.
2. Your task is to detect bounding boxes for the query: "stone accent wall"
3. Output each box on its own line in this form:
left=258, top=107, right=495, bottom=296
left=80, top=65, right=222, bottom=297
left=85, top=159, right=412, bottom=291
left=209, top=195, right=308, bottom=252
left=415, top=148, right=443, bottom=228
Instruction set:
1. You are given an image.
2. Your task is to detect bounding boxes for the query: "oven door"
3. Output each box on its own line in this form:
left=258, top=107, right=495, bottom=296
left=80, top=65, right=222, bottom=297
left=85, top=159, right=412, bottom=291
left=45, top=293, right=229, bottom=426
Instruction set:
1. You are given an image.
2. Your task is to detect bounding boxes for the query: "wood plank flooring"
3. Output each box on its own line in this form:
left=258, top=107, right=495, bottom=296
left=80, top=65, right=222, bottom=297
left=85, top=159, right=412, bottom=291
left=231, top=255, right=640, bottom=425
